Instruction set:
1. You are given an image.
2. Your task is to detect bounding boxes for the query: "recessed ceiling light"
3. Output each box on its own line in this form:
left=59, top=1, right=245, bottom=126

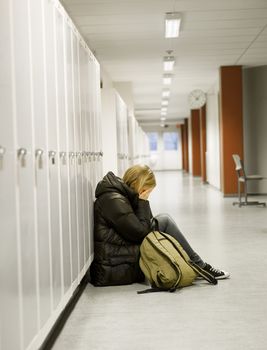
left=160, top=117, right=166, bottom=121
left=163, top=74, right=172, bottom=85
left=165, top=12, right=181, bottom=38
left=161, top=100, right=169, bottom=106
left=162, top=90, right=170, bottom=98
left=163, top=56, right=175, bottom=71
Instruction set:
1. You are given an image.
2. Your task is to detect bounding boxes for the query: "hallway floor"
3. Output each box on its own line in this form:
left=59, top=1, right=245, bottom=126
left=52, top=171, right=267, bottom=350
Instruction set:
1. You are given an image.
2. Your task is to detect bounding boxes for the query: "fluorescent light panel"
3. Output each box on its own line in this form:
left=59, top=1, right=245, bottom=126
left=165, top=12, right=181, bottom=38
left=162, top=90, right=170, bottom=98
left=161, top=100, right=169, bottom=106
left=163, top=75, right=172, bottom=85
left=163, top=56, right=175, bottom=71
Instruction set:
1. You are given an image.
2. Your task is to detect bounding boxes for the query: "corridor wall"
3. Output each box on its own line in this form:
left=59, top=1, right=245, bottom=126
left=0, top=0, right=102, bottom=349
left=128, top=115, right=150, bottom=167
left=243, top=65, right=267, bottom=194
left=115, top=93, right=129, bottom=176
left=206, top=90, right=221, bottom=190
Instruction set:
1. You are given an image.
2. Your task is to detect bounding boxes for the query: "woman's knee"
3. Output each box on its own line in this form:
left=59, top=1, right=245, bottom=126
left=155, top=213, right=173, bottom=228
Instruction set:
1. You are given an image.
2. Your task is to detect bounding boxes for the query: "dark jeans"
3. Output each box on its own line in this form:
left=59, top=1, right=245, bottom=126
left=155, top=213, right=205, bottom=268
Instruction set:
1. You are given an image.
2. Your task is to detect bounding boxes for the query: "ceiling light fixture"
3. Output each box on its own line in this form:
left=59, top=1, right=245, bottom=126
left=160, top=117, right=166, bottom=121
left=163, top=56, right=175, bottom=71
left=163, top=74, right=172, bottom=85
left=161, top=107, right=167, bottom=112
left=161, top=100, right=169, bottom=106
left=162, top=90, right=170, bottom=98
left=165, top=12, right=181, bottom=38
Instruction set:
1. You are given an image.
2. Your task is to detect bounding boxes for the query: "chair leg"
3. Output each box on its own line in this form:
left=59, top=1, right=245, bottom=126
left=244, top=181, right=248, bottom=205
left=238, top=181, right=241, bottom=206
left=233, top=180, right=243, bottom=207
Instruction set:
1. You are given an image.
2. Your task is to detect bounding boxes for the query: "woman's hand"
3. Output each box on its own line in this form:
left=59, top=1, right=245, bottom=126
left=139, top=188, right=153, bottom=200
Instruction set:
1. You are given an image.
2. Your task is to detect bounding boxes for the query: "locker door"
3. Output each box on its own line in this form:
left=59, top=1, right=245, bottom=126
left=73, top=36, right=85, bottom=276
left=81, top=48, right=90, bottom=264
left=87, top=55, right=95, bottom=260
left=44, top=1, right=62, bottom=308
left=78, top=43, right=86, bottom=272
left=55, top=7, right=71, bottom=293
left=29, top=0, right=52, bottom=327
left=88, top=57, right=95, bottom=193
left=11, top=0, right=39, bottom=347
left=95, top=62, right=103, bottom=184
left=65, top=23, right=78, bottom=284
left=0, top=2, right=21, bottom=349
left=92, top=62, right=98, bottom=188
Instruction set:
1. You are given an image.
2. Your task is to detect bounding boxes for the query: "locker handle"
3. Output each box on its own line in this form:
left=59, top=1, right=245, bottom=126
left=0, top=146, right=6, bottom=170
left=49, top=150, right=56, bottom=165
left=60, top=152, right=67, bottom=165
left=35, top=149, right=44, bottom=169
left=76, top=152, right=82, bottom=165
left=17, top=148, right=27, bottom=167
left=69, top=152, right=75, bottom=165
left=0, top=145, right=6, bottom=156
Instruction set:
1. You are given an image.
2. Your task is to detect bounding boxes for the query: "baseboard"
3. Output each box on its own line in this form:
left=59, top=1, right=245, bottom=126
left=39, top=273, right=88, bottom=350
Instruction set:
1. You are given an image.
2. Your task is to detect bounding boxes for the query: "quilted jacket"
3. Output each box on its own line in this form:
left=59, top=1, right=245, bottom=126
left=90, top=172, right=153, bottom=286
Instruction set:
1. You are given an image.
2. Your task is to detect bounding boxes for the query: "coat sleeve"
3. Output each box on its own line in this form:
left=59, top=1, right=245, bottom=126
left=98, top=194, right=152, bottom=243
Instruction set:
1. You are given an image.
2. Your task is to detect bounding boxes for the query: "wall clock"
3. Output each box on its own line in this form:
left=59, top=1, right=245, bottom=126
left=188, top=89, right=206, bottom=109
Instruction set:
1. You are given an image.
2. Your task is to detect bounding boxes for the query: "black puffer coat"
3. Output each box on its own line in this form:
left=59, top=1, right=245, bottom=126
left=90, top=172, right=153, bottom=286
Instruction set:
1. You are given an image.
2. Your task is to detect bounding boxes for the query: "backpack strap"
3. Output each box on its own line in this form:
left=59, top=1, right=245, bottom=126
left=190, top=261, right=218, bottom=285
left=137, top=287, right=170, bottom=294
left=159, top=232, right=218, bottom=285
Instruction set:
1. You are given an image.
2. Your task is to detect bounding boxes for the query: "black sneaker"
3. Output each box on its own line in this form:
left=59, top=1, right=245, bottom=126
left=203, top=263, right=230, bottom=280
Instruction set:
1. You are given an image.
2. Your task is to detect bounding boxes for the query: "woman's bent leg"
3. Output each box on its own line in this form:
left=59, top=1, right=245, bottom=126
left=155, top=213, right=205, bottom=267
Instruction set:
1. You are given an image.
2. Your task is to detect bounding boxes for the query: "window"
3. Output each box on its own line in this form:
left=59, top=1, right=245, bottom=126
left=147, top=132, right=158, bottom=151
left=163, top=132, right=178, bottom=150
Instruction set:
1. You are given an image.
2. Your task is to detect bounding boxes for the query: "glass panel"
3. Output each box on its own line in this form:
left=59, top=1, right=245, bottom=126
left=163, top=132, right=178, bottom=150
left=147, top=132, right=158, bottom=151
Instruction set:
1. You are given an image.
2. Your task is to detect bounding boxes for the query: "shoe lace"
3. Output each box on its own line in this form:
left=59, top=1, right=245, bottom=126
left=210, top=266, right=222, bottom=274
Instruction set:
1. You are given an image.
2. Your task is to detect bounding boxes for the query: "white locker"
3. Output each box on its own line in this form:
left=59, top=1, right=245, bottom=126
left=65, top=22, right=78, bottom=285
left=82, top=50, right=91, bottom=264
left=54, top=6, right=72, bottom=293
left=12, top=0, right=39, bottom=347
left=79, top=42, right=88, bottom=270
left=89, top=58, right=97, bottom=191
left=44, top=1, right=62, bottom=309
left=0, top=2, right=21, bottom=349
left=87, top=55, right=96, bottom=260
left=95, top=63, right=103, bottom=184
left=29, top=0, right=52, bottom=328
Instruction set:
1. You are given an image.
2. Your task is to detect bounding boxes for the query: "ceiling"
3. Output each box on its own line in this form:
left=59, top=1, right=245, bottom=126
left=61, top=0, right=267, bottom=127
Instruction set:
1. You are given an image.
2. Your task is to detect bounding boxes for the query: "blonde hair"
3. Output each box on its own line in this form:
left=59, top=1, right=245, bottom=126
left=123, top=164, right=156, bottom=193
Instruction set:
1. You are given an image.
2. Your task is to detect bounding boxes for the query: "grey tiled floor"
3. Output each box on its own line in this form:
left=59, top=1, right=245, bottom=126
left=52, top=171, right=267, bottom=350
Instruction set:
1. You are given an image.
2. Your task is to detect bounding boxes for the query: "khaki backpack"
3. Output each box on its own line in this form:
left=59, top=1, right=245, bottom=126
left=138, top=231, right=217, bottom=293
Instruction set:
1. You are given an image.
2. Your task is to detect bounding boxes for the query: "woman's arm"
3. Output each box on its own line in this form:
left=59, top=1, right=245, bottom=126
left=97, top=193, right=152, bottom=243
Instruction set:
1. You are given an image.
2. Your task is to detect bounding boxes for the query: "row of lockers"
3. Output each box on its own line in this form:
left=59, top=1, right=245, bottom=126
left=0, top=0, right=102, bottom=349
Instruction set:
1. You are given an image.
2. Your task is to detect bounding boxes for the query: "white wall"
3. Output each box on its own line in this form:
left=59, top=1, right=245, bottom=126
left=206, top=85, right=221, bottom=190
left=243, top=66, right=267, bottom=193
left=188, top=116, right=193, bottom=174
left=100, top=84, right=118, bottom=175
